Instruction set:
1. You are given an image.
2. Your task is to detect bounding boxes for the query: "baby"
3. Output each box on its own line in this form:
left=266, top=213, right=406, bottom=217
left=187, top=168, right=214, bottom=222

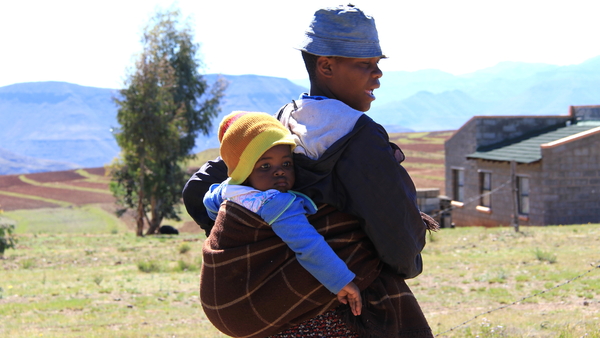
left=203, top=111, right=362, bottom=316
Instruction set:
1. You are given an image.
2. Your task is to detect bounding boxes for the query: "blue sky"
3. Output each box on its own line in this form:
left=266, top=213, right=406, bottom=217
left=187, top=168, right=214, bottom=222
left=2, top=0, right=600, bottom=89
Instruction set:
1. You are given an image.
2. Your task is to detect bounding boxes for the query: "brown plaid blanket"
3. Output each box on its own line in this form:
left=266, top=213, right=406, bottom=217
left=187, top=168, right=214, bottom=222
left=200, top=202, right=433, bottom=338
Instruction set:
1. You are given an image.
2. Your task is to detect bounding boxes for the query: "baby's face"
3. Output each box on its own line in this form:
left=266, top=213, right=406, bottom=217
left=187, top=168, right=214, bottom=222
left=246, top=144, right=295, bottom=193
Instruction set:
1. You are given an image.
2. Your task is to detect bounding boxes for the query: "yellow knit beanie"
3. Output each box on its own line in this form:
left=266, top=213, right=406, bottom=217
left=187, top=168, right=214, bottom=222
left=218, top=111, right=296, bottom=185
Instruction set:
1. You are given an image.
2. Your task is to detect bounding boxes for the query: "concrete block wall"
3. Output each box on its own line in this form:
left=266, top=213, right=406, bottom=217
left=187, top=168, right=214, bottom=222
left=572, top=105, right=600, bottom=121
left=445, top=120, right=476, bottom=199
left=541, top=132, right=600, bottom=225
left=448, top=160, right=542, bottom=227
left=474, top=116, right=571, bottom=149
left=416, top=188, right=440, bottom=214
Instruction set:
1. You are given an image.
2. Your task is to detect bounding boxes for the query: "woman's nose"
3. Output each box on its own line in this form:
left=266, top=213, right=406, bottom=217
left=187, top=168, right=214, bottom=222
left=373, top=65, right=382, bottom=78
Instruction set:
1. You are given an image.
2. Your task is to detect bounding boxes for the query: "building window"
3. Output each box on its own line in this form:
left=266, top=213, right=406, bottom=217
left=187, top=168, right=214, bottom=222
left=517, top=176, right=530, bottom=215
left=452, top=169, right=464, bottom=202
left=479, top=172, right=491, bottom=208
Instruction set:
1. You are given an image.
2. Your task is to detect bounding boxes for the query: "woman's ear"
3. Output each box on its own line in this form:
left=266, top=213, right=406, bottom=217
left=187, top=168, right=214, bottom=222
left=316, top=56, right=334, bottom=78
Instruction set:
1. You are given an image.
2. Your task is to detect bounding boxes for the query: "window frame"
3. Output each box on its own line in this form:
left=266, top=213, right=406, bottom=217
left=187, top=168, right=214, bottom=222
left=478, top=170, right=492, bottom=208
left=452, top=168, right=465, bottom=203
left=517, top=175, right=530, bottom=215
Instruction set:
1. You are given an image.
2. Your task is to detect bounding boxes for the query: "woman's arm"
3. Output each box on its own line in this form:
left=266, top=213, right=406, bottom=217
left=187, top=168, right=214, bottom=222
left=182, top=157, right=228, bottom=236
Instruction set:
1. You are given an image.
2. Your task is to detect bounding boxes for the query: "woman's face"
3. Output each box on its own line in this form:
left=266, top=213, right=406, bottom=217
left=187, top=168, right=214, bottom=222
left=327, top=56, right=383, bottom=112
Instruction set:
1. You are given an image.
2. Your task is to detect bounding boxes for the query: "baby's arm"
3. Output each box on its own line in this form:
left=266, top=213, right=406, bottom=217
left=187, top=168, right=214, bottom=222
left=270, top=211, right=356, bottom=295
left=264, top=194, right=361, bottom=314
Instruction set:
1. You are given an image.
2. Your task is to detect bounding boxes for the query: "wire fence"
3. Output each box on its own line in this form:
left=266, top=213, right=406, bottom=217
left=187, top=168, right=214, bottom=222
left=428, top=178, right=512, bottom=220
left=424, top=179, right=599, bottom=335
left=435, top=262, right=600, bottom=336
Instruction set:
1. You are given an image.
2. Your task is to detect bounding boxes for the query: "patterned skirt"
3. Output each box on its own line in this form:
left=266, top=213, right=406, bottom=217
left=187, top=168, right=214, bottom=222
left=267, top=307, right=359, bottom=338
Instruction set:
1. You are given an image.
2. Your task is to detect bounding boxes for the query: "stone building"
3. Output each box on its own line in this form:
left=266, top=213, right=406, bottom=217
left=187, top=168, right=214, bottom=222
left=445, top=105, right=600, bottom=227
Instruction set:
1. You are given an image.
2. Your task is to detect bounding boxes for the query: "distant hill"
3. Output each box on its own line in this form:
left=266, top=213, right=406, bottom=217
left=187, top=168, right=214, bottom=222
left=1, top=56, right=600, bottom=174
left=194, top=74, right=307, bottom=151
left=0, top=147, right=79, bottom=174
left=369, top=56, right=600, bottom=130
left=0, top=76, right=306, bottom=175
left=0, top=82, right=120, bottom=175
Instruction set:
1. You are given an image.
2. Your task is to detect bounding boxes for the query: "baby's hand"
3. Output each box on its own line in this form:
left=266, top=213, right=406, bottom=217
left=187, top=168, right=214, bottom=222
left=336, top=282, right=362, bottom=316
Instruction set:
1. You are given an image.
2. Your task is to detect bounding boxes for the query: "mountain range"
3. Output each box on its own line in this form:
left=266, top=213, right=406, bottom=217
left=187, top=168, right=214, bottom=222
left=1, top=55, right=599, bottom=175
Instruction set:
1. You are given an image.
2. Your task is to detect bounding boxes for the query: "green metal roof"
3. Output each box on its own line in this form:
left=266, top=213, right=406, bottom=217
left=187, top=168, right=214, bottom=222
left=467, top=121, right=600, bottom=163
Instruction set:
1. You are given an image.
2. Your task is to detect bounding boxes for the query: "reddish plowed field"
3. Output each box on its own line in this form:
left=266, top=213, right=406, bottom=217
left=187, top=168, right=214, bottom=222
left=412, top=179, right=446, bottom=193
left=392, top=131, right=451, bottom=194
left=399, top=143, right=445, bottom=152
left=407, top=165, right=446, bottom=194
left=404, top=157, right=443, bottom=165
left=4, top=185, right=115, bottom=205
left=22, top=170, right=86, bottom=183
left=59, top=181, right=110, bottom=190
left=0, top=132, right=452, bottom=212
left=0, top=195, right=58, bottom=211
left=0, top=168, right=115, bottom=211
left=85, top=167, right=109, bottom=176
left=0, top=175, right=24, bottom=188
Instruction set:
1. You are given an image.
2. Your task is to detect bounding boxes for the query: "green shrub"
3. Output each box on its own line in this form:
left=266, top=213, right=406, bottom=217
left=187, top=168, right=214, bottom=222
left=137, top=260, right=163, bottom=273
left=178, top=242, right=191, bottom=254
left=174, top=259, right=199, bottom=272
left=93, top=275, right=103, bottom=286
left=534, top=248, right=557, bottom=264
left=21, top=258, right=35, bottom=269
left=0, top=220, right=18, bottom=257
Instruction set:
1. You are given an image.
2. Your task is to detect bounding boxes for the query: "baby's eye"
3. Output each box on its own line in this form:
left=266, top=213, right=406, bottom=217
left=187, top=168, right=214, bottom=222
left=260, top=163, right=271, bottom=170
left=283, top=161, right=293, bottom=167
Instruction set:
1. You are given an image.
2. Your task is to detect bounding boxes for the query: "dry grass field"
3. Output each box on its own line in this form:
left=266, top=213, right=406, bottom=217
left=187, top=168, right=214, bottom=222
left=1, top=222, right=598, bottom=337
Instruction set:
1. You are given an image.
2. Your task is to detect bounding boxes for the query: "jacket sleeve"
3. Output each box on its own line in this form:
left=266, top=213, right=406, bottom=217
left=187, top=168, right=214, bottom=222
left=202, top=183, right=226, bottom=221
left=334, top=117, right=426, bottom=279
left=182, top=157, right=228, bottom=236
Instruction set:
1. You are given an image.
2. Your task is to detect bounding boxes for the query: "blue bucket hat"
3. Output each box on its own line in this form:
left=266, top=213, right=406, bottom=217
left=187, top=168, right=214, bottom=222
left=298, top=4, right=385, bottom=58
